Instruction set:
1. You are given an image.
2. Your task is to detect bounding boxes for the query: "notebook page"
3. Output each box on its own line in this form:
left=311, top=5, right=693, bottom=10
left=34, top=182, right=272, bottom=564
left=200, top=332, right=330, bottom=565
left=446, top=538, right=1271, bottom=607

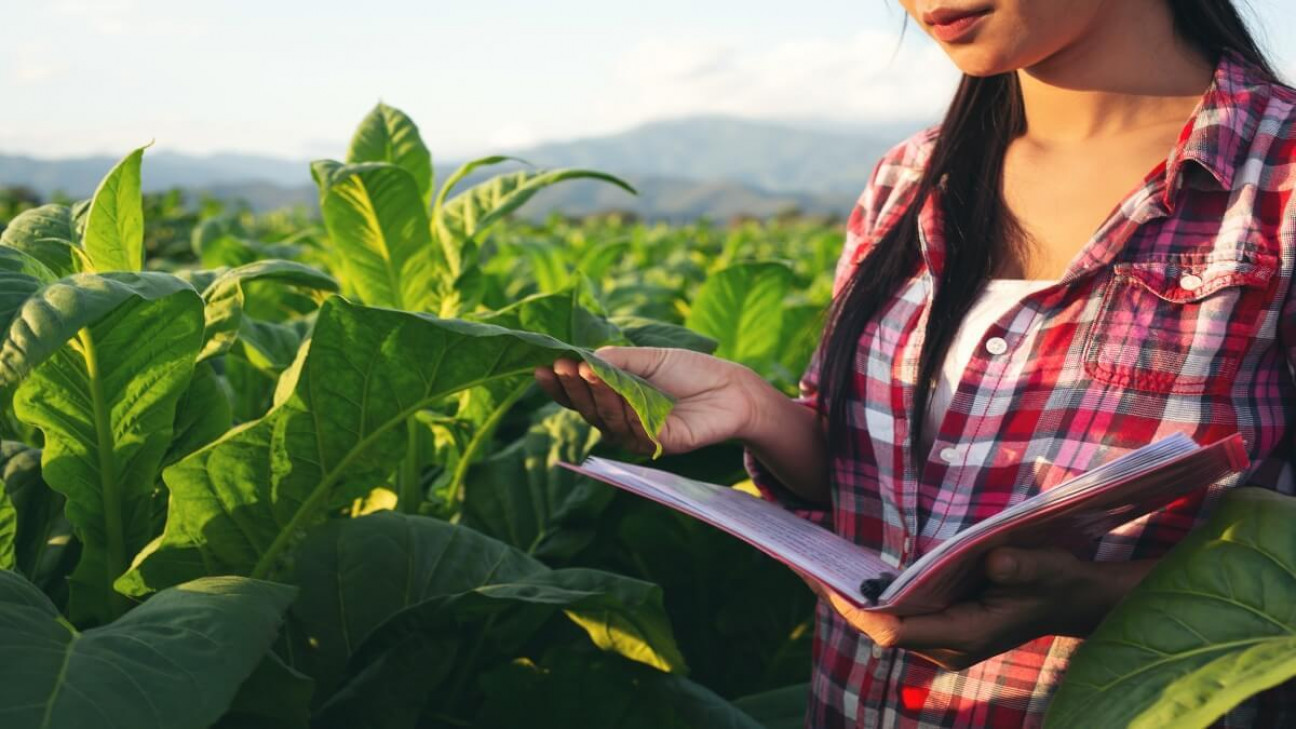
left=561, top=457, right=893, bottom=599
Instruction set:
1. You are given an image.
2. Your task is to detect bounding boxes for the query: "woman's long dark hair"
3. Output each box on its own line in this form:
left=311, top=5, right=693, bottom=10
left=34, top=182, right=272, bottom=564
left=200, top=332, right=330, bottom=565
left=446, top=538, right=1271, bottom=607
left=816, top=1, right=1280, bottom=473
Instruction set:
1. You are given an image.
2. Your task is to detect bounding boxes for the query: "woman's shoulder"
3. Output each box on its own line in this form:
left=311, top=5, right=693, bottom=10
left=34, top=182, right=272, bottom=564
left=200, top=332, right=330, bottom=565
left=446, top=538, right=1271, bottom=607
left=846, top=123, right=940, bottom=241
left=869, top=123, right=941, bottom=187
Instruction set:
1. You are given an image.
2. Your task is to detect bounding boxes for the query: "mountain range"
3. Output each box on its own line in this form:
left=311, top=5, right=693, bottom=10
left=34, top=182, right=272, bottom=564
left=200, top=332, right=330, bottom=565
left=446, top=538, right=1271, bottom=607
left=0, top=116, right=927, bottom=221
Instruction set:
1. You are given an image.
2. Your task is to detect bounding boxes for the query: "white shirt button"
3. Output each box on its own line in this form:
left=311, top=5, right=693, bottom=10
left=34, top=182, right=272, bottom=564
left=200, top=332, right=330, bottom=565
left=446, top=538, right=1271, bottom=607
left=871, top=642, right=884, bottom=659
left=940, top=447, right=960, bottom=463
left=985, top=337, right=1008, bottom=355
left=1179, top=273, right=1203, bottom=291
left=903, top=536, right=914, bottom=553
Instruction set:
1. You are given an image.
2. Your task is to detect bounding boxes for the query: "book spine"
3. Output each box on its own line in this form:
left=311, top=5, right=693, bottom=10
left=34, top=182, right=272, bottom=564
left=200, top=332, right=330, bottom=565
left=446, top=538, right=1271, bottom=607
left=1222, top=432, right=1250, bottom=473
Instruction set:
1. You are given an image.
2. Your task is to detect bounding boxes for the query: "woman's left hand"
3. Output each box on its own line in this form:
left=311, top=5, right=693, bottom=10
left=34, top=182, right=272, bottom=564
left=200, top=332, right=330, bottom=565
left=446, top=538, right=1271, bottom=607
left=796, top=547, right=1158, bottom=671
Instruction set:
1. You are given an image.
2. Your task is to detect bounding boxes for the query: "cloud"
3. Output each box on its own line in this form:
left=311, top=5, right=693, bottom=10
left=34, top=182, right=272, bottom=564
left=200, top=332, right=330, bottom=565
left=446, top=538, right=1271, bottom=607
left=597, top=29, right=961, bottom=131
left=51, top=0, right=198, bottom=37
left=7, top=42, right=71, bottom=84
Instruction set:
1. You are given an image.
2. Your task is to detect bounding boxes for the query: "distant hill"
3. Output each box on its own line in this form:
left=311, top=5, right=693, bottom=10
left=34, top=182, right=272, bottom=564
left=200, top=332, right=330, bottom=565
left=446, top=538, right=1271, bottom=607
left=0, top=151, right=307, bottom=199
left=517, top=116, right=912, bottom=195
left=0, top=116, right=925, bottom=220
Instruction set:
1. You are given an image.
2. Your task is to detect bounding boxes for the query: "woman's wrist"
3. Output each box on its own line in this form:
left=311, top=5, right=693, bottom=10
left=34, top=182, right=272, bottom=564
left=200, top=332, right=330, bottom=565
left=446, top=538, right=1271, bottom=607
left=734, top=369, right=789, bottom=447
left=732, top=368, right=832, bottom=505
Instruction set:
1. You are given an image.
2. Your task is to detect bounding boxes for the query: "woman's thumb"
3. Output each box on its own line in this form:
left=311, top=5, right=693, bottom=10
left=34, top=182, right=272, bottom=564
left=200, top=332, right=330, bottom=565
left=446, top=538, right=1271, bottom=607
left=985, top=547, right=1070, bottom=586
left=593, top=346, right=667, bottom=378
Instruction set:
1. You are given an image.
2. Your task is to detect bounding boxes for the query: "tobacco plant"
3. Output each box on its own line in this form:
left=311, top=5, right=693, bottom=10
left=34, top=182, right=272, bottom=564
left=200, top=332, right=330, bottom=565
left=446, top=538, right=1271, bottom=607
left=0, top=104, right=803, bottom=728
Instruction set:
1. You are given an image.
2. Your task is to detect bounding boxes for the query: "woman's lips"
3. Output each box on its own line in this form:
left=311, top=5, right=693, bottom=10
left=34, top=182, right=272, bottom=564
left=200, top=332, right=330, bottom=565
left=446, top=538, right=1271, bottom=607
left=924, top=7, right=992, bottom=43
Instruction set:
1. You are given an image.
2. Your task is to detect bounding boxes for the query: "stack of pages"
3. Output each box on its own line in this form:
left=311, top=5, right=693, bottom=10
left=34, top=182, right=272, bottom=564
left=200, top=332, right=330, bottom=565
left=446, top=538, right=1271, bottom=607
left=559, top=431, right=1248, bottom=616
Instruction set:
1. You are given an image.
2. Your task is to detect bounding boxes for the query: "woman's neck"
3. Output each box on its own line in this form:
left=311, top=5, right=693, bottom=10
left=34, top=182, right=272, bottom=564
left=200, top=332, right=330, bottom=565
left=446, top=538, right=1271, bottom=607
left=1015, top=0, right=1216, bottom=145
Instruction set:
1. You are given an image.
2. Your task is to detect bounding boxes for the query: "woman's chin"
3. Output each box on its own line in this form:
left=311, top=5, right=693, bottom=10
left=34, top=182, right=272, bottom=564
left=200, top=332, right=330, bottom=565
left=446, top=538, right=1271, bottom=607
left=945, top=48, right=1021, bottom=78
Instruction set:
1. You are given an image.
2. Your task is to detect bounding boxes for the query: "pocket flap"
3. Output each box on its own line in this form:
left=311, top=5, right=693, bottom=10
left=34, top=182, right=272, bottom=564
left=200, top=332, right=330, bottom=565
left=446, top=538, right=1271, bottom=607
left=1118, top=251, right=1278, bottom=303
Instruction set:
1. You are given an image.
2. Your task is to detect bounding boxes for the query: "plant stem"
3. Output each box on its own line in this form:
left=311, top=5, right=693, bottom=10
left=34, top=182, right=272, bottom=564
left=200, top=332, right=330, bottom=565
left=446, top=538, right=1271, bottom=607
left=80, top=329, right=131, bottom=621
left=398, top=417, right=423, bottom=513
left=448, top=381, right=531, bottom=506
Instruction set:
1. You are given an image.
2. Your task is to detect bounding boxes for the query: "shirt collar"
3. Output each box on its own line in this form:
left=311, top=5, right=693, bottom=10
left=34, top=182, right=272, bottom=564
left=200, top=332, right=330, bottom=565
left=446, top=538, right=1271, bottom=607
left=1161, top=49, right=1271, bottom=210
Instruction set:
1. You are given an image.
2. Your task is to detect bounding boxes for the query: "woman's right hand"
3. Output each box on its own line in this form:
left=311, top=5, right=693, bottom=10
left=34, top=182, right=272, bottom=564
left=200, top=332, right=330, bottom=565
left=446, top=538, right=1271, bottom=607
left=534, top=346, right=772, bottom=456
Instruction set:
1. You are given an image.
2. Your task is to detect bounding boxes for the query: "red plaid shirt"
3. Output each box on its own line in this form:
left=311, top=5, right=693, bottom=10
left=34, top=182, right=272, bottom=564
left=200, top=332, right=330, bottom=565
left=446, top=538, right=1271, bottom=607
left=744, top=50, right=1296, bottom=728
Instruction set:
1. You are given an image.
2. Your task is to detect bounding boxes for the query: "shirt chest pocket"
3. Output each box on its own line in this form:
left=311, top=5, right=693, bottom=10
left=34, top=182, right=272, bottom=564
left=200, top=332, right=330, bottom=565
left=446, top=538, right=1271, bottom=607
left=1081, top=251, right=1278, bottom=396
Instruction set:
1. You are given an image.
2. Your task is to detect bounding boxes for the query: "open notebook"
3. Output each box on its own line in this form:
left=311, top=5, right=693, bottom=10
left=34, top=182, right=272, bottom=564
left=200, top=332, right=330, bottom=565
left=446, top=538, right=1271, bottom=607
left=558, top=431, right=1248, bottom=616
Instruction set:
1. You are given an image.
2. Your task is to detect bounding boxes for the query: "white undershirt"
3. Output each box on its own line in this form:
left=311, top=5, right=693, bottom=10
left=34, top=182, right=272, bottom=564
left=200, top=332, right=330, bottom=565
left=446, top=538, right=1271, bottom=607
left=921, top=278, right=1058, bottom=456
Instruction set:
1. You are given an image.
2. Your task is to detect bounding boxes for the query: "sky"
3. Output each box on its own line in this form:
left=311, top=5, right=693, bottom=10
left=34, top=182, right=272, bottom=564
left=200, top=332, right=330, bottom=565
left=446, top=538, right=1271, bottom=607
left=4, top=0, right=1294, bottom=161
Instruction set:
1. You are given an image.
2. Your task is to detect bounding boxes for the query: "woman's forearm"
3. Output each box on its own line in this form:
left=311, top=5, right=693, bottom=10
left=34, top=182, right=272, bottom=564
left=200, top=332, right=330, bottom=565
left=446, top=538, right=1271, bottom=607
left=739, top=379, right=833, bottom=506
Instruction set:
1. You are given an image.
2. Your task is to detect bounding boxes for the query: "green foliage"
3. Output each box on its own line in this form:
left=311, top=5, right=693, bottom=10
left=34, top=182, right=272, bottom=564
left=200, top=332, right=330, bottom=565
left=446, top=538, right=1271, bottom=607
left=0, top=570, right=295, bottom=729
left=0, top=102, right=847, bottom=728
left=1045, top=487, right=1296, bottom=729
left=685, top=262, right=794, bottom=371
left=83, top=146, right=147, bottom=273
left=289, top=511, right=687, bottom=725
left=0, top=442, right=77, bottom=607
left=6, top=275, right=204, bottom=625
left=312, top=160, right=442, bottom=311
left=732, top=684, right=811, bottom=729
left=348, top=102, right=435, bottom=206
left=0, top=204, right=83, bottom=277
left=477, top=646, right=765, bottom=729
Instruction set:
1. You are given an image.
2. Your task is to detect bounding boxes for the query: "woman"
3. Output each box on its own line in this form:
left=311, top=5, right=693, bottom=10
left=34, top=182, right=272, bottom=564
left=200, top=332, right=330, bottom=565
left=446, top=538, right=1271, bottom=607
left=536, top=0, right=1295, bottom=726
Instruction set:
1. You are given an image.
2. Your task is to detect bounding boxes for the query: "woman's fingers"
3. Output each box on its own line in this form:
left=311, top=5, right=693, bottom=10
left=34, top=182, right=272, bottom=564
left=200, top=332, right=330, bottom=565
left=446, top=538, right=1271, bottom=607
left=552, top=359, right=609, bottom=431
left=624, top=411, right=657, bottom=455
left=542, top=358, right=657, bottom=455
left=578, top=362, right=639, bottom=445
left=533, top=366, right=574, bottom=409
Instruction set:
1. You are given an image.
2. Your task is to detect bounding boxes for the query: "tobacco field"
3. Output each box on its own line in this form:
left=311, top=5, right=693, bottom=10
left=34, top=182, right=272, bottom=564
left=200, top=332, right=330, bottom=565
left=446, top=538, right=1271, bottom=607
left=0, top=103, right=845, bottom=729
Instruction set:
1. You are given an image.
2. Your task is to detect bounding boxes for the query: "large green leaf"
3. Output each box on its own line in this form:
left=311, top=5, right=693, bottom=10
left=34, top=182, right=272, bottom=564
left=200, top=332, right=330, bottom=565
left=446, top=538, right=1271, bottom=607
left=313, top=161, right=442, bottom=311
left=163, top=360, right=232, bottom=468
left=476, top=647, right=762, bottom=729
left=214, top=652, right=314, bottom=729
left=0, top=442, right=76, bottom=605
left=291, top=512, right=684, bottom=728
left=0, top=571, right=295, bottom=729
left=732, top=684, right=809, bottom=729
left=0, top=249, right=57, bottom=351
left=82, top=146, right=146, bottom=273
left=591, top=497, right=817, bottom=697
left=1044, top=487, right=1296, bottom=729
left=684, top=262, right=793, bottom=370
left=0, top=245, right=57, bottom=284
left=440, top=168, right=636, bottom=246
left=0, top=272, right=196, bottom=386
left=119, top=297, right=675, bottom=595
left=432, top=155, right=522, bottom=225
left=288, top=510, right=545, bottom=695
left=474, top=279, right=629, bottom=349
left=773, top=302, right=825, bottom=388
left=5, top=274, right=204, bottom=624
left=347, top=102, right=434, bottom=206
left=440, top=283, right=629, bottom=505
left=197, top=259, right=337, bottom=361
left=0, top=204, right=83, bottom=277
left=0, top=260, right=46, bottom=339
left=463, top=405, right=610, bottom=560
left=611, top=315, right=720, bottom=354
left=319, top=571, right=687, bottom=728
